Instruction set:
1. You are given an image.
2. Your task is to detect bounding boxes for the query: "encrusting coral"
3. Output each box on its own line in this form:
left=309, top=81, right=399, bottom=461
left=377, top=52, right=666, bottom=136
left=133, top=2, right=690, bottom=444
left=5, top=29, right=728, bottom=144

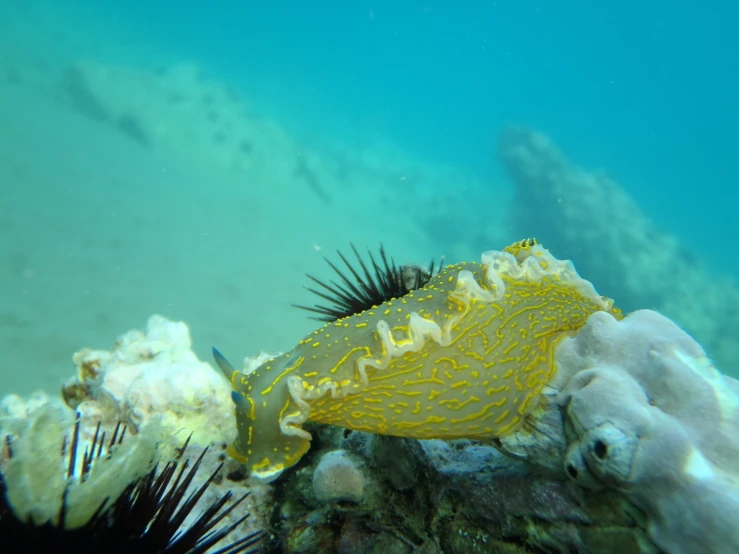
left=0, top=402, right=265, bottom=553
left=555, top=310, right=739, bottom=554
left=484, top=307, right=739, bottom=554
left=212, top=239, right=739, bottom=552
left=2, top=402, right=157, bottom=529
left=62, top=314, right=234, bottom=449
left=214, top=239, right=623, bottom=480
left=3, top=238, right=737, bottom=553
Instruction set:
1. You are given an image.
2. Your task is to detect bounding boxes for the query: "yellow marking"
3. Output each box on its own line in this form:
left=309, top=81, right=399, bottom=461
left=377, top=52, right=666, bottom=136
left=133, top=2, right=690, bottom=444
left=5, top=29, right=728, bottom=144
left=251, top=457, right=274, bottom=472
left=497, top=415, right=521, bottom=435
left=440, top=396, right=480, bottom=410
left=368, top=357, right=418, bottom=381
left=227, top=444, right=248, bottom=464
left=503, top=341, right=519, bottom=355
left=493, top=409, right=510, bottom=424
left=396, top=389, right=422, bottom=397
left=486, top=385, right=506, bottom=395
left=518, top=392, right=534, bottom=415
left=261, top=356, right=305, bottom=395
left=329, top=346, right=372, bottom=374
left=450, top=402, right=498, bottom=425
left=395, top=415, right=447, bottom=430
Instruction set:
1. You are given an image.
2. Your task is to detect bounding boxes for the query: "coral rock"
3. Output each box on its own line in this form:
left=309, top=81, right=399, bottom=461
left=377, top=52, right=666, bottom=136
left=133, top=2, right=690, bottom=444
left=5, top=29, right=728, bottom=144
left=63, top=315, right=234, bottom=448
left=503, top=309, right=739, bottom=554
left=498, top=126, right=739, bottom=374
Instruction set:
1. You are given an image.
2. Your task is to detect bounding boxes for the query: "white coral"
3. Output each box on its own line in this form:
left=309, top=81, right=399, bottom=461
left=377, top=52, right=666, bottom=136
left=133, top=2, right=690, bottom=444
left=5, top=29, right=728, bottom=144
left=510, top=309, right=739, bottom=554
left=66, top=315, right=235, bottom=448
left=2, top=402, right=159, bottom=528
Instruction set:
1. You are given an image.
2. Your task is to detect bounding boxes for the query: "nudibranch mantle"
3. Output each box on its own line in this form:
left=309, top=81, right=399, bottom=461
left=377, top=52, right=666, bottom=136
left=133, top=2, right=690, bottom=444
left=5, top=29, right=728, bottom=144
left=220, top=241, right=621, bottom=480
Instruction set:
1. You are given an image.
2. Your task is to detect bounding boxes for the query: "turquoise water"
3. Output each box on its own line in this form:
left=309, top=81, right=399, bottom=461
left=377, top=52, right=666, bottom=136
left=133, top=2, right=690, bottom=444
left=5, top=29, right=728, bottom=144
left=104, top=1, right=738, bottom=254
left=54, top=1, right=739, bottom=249
left=1, top=1, right=737, bottom=396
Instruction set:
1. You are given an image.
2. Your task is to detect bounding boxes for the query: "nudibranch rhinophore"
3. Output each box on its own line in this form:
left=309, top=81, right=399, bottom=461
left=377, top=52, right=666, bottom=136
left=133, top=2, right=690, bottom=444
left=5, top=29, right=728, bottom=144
left=213, top=240, right=622, bottom=480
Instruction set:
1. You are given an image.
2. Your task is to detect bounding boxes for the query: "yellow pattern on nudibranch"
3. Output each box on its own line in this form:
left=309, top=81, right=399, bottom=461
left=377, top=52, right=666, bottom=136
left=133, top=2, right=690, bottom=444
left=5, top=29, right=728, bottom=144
left=223, top=240, right=622, bottom=480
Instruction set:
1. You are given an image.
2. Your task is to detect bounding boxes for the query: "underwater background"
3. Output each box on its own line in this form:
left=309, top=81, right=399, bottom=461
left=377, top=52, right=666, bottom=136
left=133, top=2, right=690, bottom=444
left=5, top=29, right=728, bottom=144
left=1, top=0, right=737, bottom=397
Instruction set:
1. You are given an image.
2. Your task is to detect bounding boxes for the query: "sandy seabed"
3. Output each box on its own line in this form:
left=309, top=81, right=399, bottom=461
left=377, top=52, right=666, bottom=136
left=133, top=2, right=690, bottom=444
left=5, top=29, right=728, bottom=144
left=0, top=80, right=438, bottom=397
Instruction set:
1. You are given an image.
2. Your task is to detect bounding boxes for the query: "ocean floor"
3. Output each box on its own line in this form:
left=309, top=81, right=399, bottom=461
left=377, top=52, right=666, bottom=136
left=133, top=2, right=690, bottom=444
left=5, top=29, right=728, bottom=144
left=0, top=78, right=462, bottom=397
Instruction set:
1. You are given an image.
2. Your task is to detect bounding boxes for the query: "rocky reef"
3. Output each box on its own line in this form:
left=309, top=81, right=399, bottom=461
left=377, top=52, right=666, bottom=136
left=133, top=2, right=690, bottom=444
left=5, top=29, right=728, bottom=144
left=266, top=308, right=739, bottom=554
left=2, top=307, right=736, bottom=553
left=2, top=10, right=736, bottom=553
left=0, top=316, right=268, bottom=553
left=499, top=126, right=739, bottom=374
left=52, top=59, right=498, bottom=250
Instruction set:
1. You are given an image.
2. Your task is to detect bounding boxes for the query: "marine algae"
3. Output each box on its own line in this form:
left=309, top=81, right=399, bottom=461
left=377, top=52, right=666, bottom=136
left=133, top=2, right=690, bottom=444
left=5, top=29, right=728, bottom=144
left=215, top=240, right=621, bottom=479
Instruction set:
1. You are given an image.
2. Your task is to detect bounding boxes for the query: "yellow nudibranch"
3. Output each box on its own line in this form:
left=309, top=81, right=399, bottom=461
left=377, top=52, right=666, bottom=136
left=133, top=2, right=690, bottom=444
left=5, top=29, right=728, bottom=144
left=214, top=240, right=622, bottom=480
